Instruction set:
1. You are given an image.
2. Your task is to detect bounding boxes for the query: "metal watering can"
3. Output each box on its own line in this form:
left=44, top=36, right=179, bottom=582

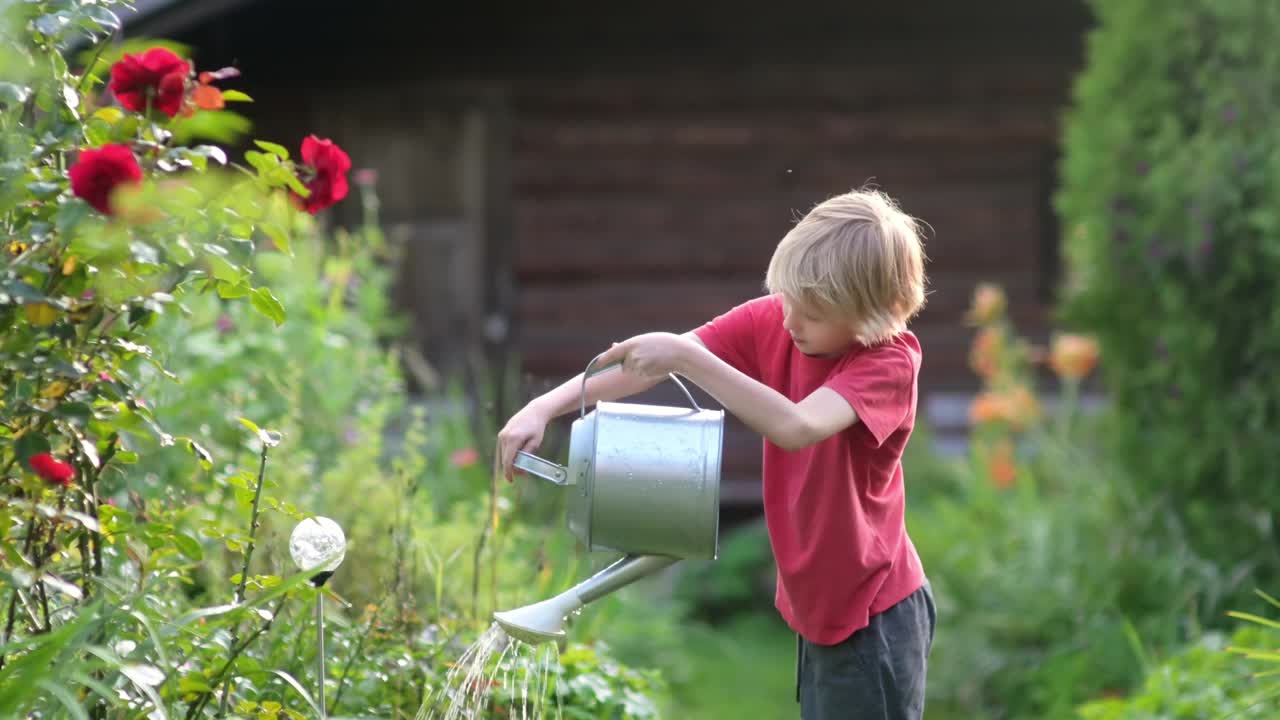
left=492, top=355, right=725, bottom=645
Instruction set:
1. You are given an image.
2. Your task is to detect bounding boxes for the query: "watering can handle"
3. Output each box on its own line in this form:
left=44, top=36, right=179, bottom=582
left=579, top=352, right=702, bottom=418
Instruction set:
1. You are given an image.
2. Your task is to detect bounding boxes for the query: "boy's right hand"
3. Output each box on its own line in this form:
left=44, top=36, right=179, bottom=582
left=496, top=402, right=551, bottom=483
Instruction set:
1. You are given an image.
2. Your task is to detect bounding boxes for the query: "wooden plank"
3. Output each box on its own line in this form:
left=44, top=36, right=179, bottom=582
left=515, top=139, right=1046, bottom=196
left=515, top=271, right=1051, bottom=329
left=512, top=188, right=1043, bottom=278
left=508, top=62, right=1079, bottom=113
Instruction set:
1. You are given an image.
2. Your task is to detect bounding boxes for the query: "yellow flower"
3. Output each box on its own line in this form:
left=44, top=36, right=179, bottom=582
left=1050, top=334, right=1100, bottom=381
left=7, top=240, right=28, bottom=255
left=23, top=303, right=58, bottom=327
left=61, top=255, right=78, bottom=275
left=966, top=283, right=1007, bottom=326
left=39, top=380, right=70, bottom=399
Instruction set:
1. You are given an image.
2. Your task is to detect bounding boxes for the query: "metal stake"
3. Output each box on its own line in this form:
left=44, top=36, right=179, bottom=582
left=317, top=592, right=326, bottom=718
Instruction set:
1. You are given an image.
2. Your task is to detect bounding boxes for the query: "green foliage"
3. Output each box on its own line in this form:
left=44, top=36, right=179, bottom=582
left=1077, top=612, right=1280, bottom=720
left=1056, top=0, right=1280, bottom=593
left=911, top=417, right=1227, bottom=719
left=0, top=2, right=670, bottom=716
left=672, top=520, right=774, bottom=624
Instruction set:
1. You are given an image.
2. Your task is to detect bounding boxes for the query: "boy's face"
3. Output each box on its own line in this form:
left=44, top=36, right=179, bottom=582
left=780, top=295, right=860, bottom=358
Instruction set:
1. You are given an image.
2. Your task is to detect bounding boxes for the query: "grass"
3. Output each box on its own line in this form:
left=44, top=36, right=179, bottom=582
left=661, top=612, right=798, bottom=719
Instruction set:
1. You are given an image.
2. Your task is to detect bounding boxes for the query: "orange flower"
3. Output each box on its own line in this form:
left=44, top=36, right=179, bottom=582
left=969, top=392, right=1007, bottom=425
left=1004, top=385, right=1041, bottom=430
left=1050, top=334, right=1100, bottom=381
left=966, top=283, right=1007, bottom=326
left=969, top=327, right=1004, bottom=380
left=988, top=439, right=1017, bottom=489
left=968, top=385, right=1040, bottom=431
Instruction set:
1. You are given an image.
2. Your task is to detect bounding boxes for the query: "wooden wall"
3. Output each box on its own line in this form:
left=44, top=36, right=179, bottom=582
left=150, top=0, right=1093, bottom=507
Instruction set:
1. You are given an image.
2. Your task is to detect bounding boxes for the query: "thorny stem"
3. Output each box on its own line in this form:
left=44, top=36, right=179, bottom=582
left=185, top=595, right=288, bottom=720
left=83, top=435, right=117, bottom=720
left=215, top=440, right=271, bottom=718
left=234, top=442, right=270, bottom=606
left=31, top=493, right=69, bottom=634
left=0, top=497, right=48, bottom=670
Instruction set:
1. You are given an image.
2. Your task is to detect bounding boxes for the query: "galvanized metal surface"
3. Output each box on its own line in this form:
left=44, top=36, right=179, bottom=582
left=586, top=401, right=722, bottom=559
left=516, top=358, right=724, bottom=561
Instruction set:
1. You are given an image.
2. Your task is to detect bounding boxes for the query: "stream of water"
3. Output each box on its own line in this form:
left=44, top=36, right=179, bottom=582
left=416, top=623, right=564, bottom=720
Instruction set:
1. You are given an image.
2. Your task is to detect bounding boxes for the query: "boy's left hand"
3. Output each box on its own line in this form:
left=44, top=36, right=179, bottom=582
left=597, top=332, right=694, bottom=379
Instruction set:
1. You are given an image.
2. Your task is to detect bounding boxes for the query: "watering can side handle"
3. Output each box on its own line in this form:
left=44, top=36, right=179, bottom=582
left=579, top=352, right=704, bottom=418
left=513, top=451, right=570, bottom=486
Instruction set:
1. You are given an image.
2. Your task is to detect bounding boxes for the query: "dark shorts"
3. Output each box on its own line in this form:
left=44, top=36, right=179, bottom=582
left=795, top=582, right=936, bottom=720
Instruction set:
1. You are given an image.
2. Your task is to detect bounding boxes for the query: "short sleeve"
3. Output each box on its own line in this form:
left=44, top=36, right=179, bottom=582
left=691, top=297, right=765, bottom=381
left=823, top=344, right=916, bottom=447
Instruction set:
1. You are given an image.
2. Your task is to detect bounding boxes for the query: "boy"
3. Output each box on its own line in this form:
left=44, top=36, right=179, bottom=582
left=497, top=188, right=936, bottom=720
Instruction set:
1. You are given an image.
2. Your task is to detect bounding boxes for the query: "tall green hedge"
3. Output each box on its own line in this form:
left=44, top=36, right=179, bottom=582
left=1056, top=0, right=1280, bottom=597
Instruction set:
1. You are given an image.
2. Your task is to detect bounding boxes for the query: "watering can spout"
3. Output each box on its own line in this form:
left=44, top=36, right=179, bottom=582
left=493, top=554, right=678, bottom=645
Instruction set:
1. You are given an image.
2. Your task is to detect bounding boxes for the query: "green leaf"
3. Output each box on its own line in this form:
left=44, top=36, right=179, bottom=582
left=0, top=602, right=100, bottom=716
left=250, top=287, right=286, bottom=326
left=244, top=149, right=276, bottom=174
left=82, top=5, right=121, bottom=32
left=13, top=434, right=52, bottom=466
left=191, top=144, right=227, bottom=166
left=55, top=199, right=89, bottom=234
left=1, top=280, right=45, bottom=303
left=79, top=436, right=99, bottom=468
left=61, top=84, right=78, bottom=114
left=216, top=280, right=249, bottom=299
left=53, top=402, right=91, bottom=422
left=37, top=679, right=89, bottom=720
left=254, top=140, right=289, bottom=160
left=221, top=89, right=253, bottom=103
left=173, top=533, right=203, bottom=561
left=279, top=169, right=310, bottom=198
left=26, top=181, right=61, bottom=198
left=185, top=439, right=212, bottom=470
left=261, top=222, right=291, bottom=256
left=0, top=83, right=31, bottom=105
left=270, top=670, right=324, bottom=719
left=1226, top=611, right=1280, bottom=630
left=208, top=255, right=241, bottom=284
left=167, top=603, right=238, bottom=632
left=180, top=675, right=215, bottom=694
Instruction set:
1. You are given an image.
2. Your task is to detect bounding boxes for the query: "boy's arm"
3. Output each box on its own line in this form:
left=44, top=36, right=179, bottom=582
left=600, top=333, right=858, bottom=450
left=527, top=331, right=709, bottom=419
left=499, top=332, right=706, bottom=482
left=528, top=362, right=664, bottom=420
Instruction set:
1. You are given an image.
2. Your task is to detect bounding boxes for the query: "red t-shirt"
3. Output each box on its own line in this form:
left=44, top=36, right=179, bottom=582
left=693, top=294, right=926, bottom=645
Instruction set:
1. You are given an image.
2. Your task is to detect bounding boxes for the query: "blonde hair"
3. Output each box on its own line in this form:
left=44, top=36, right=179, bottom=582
left=764, top=187, right=928, bottom=344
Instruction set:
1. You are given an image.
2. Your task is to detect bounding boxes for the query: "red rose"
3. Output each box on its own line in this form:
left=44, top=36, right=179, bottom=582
left=295, top=135, right=351, bottom=214
left=69, top=144, right=143, bottom=215
left=109, top=47, right=191, bottom=117
left=29, top=452, right=75, bottom=486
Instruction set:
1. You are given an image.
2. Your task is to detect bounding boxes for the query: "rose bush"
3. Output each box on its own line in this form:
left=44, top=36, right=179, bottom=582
left=0, top=0, right=360, bottom=714
left=1, top=3, right=673, bottom=718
